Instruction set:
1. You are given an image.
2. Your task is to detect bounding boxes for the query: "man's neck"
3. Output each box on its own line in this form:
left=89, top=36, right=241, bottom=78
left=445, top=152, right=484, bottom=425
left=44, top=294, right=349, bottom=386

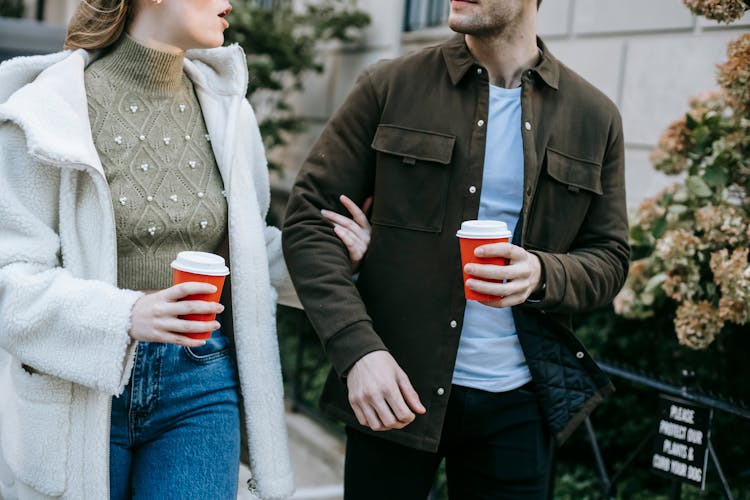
left=465, top=18, right=539, bottom=88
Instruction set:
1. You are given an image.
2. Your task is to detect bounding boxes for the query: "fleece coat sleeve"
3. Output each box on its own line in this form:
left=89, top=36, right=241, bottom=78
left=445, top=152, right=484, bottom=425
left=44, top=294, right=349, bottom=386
left=0, top=122, right=143, bottom=395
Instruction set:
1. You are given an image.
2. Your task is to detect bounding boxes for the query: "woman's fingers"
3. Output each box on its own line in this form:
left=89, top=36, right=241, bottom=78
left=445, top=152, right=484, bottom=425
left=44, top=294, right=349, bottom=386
left=339, top=194, right=371, bottom=230
left=321, top=195, right=373, bottom=271
left=167, top=299, right=224, bottom=317
left=361, top=196, right=373, bottom=216
left=154, top=332, right=207, bottom=347
left=323, top=209, right=368, bottom=241
left=162, top=281, right=217, bottom=301
left=334, top=224, right=364, bottom=253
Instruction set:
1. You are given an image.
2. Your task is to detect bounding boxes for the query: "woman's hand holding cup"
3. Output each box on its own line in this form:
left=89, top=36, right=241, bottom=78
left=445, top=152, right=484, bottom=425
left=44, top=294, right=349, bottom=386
left=129, top=282, right=224, bottom=347
left=129, top=251, right=230, bottom=346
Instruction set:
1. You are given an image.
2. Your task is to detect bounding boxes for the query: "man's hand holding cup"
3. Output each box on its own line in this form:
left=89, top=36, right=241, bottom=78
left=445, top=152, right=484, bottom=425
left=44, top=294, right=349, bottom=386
left=457, top=220, right=543, bottom=308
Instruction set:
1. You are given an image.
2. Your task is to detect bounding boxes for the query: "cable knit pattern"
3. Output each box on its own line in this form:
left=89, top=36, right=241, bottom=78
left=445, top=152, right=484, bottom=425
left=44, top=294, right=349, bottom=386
left=85, top=35, right=227, bottom=290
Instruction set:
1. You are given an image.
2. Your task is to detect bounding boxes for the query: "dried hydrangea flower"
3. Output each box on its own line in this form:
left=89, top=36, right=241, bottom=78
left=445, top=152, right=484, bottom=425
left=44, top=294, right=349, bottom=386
left=684, top=0, right=749, bottom=23
left=674, top=300, right=724, bottom=349
left=718, top=33, right=750, bottom=114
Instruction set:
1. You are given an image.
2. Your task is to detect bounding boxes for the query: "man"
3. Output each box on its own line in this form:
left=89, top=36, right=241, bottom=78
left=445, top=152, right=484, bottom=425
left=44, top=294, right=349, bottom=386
left=283, top=0, right=629, bottom=497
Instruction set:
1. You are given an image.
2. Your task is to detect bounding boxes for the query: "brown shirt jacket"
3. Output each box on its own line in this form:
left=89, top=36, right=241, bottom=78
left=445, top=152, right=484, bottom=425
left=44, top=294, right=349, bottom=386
left=283, top=34, right=629, bottom=452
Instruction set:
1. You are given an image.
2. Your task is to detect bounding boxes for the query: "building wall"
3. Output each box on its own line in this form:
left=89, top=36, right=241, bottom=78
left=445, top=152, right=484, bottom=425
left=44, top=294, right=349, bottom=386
left=20, top=0, right=78, bottom=24
left=270, top=0, right=406, bottom=191
left=280, top=0, right=750, bottom=209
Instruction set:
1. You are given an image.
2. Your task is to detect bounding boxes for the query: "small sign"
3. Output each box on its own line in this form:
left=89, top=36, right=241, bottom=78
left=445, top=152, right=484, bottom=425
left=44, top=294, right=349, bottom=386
left=651, top=395, right=713, bottom=489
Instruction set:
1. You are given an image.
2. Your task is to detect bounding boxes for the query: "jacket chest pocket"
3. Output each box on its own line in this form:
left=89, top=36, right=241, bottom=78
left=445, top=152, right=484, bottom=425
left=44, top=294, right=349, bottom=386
left=1, top=361, right=73, bottom=496
left=526, top=147, right=603, bottom=251
left=370, top=124, right=455, bottom=233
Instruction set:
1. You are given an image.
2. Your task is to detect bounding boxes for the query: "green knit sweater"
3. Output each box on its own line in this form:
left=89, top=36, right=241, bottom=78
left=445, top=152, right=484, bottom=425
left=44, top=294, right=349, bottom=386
left=85, top=35, right=227, bottom=290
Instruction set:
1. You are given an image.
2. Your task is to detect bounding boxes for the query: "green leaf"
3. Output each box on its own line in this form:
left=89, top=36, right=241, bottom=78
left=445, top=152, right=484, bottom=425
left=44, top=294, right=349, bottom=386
left=645, top=272, right=667, bottom=293
left=630, top=225, right=647, bottom=243
left=686, top=176, right=713, bottom=198
left=703, top=164, right=729, bottom=188
left=685, top=112, right=699, bottom=130
left=692, top=126, right=712, bottom=147
left=652, top=217, right=668, bottom=238
left=673, top=186, right=689, bottom=203
left=704, top=113, right=721, bottom=128
left=668, top=204, right=688, bottom=215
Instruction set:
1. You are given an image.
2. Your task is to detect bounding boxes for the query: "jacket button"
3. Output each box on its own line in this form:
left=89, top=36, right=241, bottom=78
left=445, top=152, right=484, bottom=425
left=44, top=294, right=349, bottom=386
left=468, top=186, right=477, bottom=194
left=450, top=320, right=458, bottom=328
left=436, top=387, right=445, bottom=396
left=477, top=119, right=485, bottom=127
left=524, top=121, right=532, bottom=131
left=576, top=351, right=584, bottom=359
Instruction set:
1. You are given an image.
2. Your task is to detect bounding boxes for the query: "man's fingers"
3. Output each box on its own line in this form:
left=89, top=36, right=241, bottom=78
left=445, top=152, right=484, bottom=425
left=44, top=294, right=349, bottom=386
left=479, top=292, right=524, bottom=307
left=464, top=263, right=522, bottom=281
left=361, top=404, right=385, bottom=431
left=475, top=241, right=513, bottom=258
left=350, top=402, right=369, bottom=428
left=397, top=374, right=426, bottom=414
left=370, top=397, right=401, bottom=429
left=465, top=277, right=528, bottom=299
left=384, top=390, right=415, bottom=424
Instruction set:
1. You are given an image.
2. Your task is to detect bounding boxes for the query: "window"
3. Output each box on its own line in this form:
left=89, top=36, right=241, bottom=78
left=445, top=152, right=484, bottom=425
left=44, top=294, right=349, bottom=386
left=404, top=0, right=450, bottom=31
left=255, top=0, right=291, bottom=8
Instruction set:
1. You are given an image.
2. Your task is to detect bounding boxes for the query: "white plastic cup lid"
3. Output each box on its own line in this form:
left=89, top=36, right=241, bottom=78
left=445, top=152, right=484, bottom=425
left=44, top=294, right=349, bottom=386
left=456, top=220, right=512, bottom=239
left=171, top=251, right=229, bottom=276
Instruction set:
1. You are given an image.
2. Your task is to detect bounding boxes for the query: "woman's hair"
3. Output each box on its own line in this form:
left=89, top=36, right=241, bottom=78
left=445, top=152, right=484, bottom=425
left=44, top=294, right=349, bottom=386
left=64, top=0, right=132, bottom=50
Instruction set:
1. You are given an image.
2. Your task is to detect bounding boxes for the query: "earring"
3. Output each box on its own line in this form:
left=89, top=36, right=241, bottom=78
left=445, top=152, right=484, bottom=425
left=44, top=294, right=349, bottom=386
left=153, top=0, right=162, bottom=4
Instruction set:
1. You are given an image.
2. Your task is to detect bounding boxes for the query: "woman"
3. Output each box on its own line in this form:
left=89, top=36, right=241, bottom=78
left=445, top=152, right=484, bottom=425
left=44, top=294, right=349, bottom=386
left=0, top=0, right=371, bottom=498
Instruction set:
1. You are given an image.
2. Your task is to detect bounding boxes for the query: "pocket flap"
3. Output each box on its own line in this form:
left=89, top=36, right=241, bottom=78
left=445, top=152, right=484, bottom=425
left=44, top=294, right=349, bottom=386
left=546, top=148, right=603, bottom=195
left=372, top=124, right=455, bottom=165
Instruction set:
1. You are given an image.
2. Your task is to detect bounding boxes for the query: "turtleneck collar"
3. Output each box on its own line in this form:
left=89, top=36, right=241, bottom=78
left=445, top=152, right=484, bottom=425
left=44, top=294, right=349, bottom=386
left=95, top=34, right=185, bottom=97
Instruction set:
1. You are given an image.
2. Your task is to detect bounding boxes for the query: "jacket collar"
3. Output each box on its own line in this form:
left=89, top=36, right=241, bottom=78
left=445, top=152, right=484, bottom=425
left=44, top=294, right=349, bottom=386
left=0, top=43, right=248, bottom=171
left=441, top=33, right=559, bottom=90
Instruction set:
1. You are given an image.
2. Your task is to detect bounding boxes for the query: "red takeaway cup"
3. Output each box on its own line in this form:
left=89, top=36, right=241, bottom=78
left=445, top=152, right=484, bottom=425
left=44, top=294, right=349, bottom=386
left=456, top=220, right=512, bottom=302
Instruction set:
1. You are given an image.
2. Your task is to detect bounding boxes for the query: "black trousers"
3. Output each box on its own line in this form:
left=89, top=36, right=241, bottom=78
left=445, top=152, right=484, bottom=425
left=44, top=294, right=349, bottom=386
left=344, top=383, right=552, bottom=500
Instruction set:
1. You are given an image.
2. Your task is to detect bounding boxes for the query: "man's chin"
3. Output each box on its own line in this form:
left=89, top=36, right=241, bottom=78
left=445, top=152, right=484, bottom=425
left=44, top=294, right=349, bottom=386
left=448, top=18, right=470, bottom=34
left=448, top=19, right=481, bottom=36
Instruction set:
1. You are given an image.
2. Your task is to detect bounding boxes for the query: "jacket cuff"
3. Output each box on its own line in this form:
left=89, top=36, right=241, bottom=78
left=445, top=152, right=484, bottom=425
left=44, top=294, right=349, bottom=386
left=324, top=320, right=388, bottom=378
left=525, top=251, right=565, bottom=310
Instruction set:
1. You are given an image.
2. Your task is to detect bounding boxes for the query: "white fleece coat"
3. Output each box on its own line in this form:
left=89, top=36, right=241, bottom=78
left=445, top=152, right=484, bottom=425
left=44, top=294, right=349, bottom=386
left=0, top=45, right=295, bottom=499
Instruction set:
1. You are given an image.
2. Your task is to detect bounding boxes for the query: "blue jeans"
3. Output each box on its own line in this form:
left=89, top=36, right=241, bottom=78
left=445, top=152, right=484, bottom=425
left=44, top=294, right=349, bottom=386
left=110, top=328, right=241, bottom=500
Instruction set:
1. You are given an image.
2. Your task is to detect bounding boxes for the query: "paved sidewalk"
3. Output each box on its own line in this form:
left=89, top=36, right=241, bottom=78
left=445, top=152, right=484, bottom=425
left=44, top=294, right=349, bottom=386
left=238, top=409, right=345, bottom=500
